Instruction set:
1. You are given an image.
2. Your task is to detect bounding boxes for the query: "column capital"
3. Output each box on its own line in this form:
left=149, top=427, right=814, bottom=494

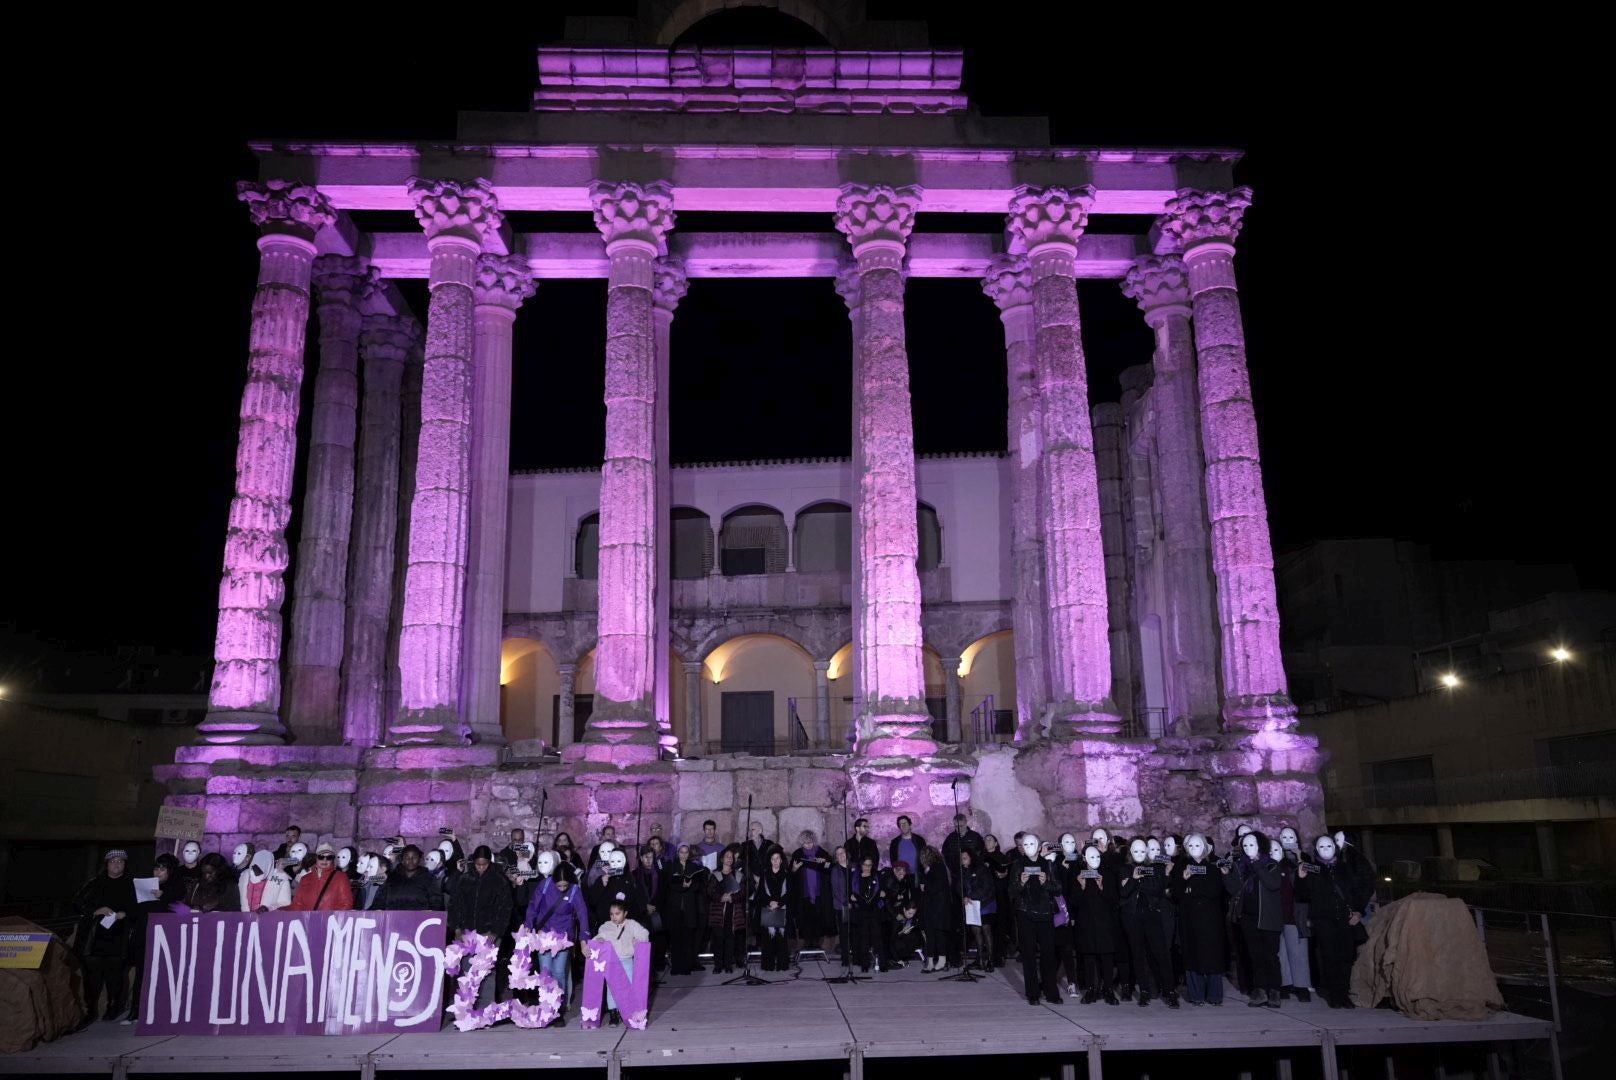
left=652, top=256, right=689, bottom=313
left=813, top=660, right=832, bottom=673
left=1157, top=186, right=1253, bottom=255
left=588, top=180, right=676, bottom=257
left=833, top=258, right=861, bottom=312
left=557, top=662, right=578, bottom=676
left=473, top=252, right=536, bottom=312
left=682, top=660, right=704, bottom=675
left=981, top=253, right=1033, bottom=313
left=237, top=179, right=336, bottom=243
left=311, top=255, right=374, bottom=307
left=359, top=313, right=418, bottom=357
left=407, top=177, right=504, bottom=247
left=1121, top=253, right=1191, bottom=322
left=1006, top=184, right=1095, bottom=256
left=834, top=183, right=922, bottom=258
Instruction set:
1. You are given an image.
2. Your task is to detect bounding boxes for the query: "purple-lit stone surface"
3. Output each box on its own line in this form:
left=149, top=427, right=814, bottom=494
left=199, top=181, right=336, bottom=745
left=284, top=256, right=370, bottom=744
left=1160, top=188, right=1296, bottom=733
left=1092, top=404, right=1134, bottom=724
left=393, top=179, right=504, bottom=745
left=1122, top=254, right=1221, bottom=732
left=575, top=181, right=675, bottom=765
left=1007, top=185, right=1121, bottom=738
left=463, top=254, right=536, bottom=745
left=835, top=183, right=934, bottom=758
left=341, top=314, right=414, bottom=748
left=982, top=255, right=1048, bottom=742
left=652, top=258, right=688, bottom=754
left=834, top=261, right=865, bottom=748
left=385, top=340, right=424, bottom=742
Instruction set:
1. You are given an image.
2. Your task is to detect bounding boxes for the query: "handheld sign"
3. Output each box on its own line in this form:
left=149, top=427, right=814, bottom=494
left=1187, top=865, right=1208, bottom=876
left=1080, top=869, right=1100, bottom=880
left=1137, top=865, right=1155, bottom=876
left=0, top=933, right=51, bottom=969
left=155, top=805, right=208, bottom=842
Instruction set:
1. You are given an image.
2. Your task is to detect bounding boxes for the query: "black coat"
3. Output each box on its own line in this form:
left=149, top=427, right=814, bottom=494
left=1224, top=855, right=1284, bottom=933
left=590, top=873, right=647, bottom=926
left=73, top=873, right=138, bottom=959
left=1008, top=855, right=1062, bottom=921
left=1068, top=865, right=1118, bottom=954
left=664, top=859, right=708, bottom=929
left=881, top=869, right=918, bottom=913
left=1298, top=860, right=1372, bottom=929
left=449, top=867, right=513, bottom=936
left=1119, top=860, right=1169, bottom=915
left=846, top=835, right=880, bottom=873
left=790, top=846, right=834, bottom=927
left=887, top=833, right=929, bottom=871
left=1170, top=858, right=1227, bottom=973
left=754, top=868, right=790, bottom=926
left=919, top=864, right=953, bottom=930
left=632, top=865, right=667, bottom=921
left=376, top=867, right=445, bottom=911
left=961, top=864, right=995, bottom=905
left=743, top=839, right=776, bottom=881
left=940, top=829, right=985, bottom=878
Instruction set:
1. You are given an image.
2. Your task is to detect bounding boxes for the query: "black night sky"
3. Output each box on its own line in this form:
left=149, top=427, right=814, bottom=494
left=6, top=5, right=1607, bottom=664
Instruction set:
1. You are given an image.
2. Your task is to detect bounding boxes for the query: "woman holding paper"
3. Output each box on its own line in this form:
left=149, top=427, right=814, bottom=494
left=72, top=849, right=137, bottom=1022
left=959, top=847, right=996, bottom=971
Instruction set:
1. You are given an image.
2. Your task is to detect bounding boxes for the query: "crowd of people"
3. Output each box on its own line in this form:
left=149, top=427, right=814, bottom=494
left=72, top=815, right=1376, bottom=1026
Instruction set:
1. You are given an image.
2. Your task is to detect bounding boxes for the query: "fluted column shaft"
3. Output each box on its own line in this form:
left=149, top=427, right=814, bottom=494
left=1161, top=188, right=1295, bottom=732
left=682, top=660, right=704, bottom=752
left=393, top=178, right=503, bottom=745
left=284, top=257, right=369, bottom=743
left=813, top=660, right=832, bottom=747
left=462, top=255, right=536, bottom=745
left=836, top=184, right=933, bottom=759
left=1009, top=185, right=1121, bottom=737
left=341, top=315, right=413, bottom=747
left=199, top=181, right=336, bottom=745
left=652, top=260, right=688, bottom=755
left=557, top=664, right=577, bottom=745
left=1092, top=404, right=1135, bottom=727
left=983, top=257, right=1049, bottom=742
left=384, top=342, right=424, bottom=741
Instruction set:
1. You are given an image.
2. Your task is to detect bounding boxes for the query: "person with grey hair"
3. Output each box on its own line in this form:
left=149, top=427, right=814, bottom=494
left=790, top=829, right=833, bottom=954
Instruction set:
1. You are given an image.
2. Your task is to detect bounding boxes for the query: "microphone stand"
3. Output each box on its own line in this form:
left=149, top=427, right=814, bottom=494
left=722, top=795, right=768, bottom=986
left=823, top=789, right=868, bottom=984
left=938, top=777, right=983, bottom=983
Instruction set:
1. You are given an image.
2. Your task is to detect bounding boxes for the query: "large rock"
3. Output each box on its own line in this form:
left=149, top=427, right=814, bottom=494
left=777, top=806, right=828, bottom=848
left=677, top=770, right=735, bottom=810
left=788, top=768, right=848, bottom=808
left=732, top=768, right=788, bottom=808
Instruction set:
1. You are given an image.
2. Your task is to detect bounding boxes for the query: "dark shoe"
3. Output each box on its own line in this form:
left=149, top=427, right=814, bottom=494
left=1044, top=993, right=1064, bottom=1005
left=1103, top=990, right=1120, bottom=1007
left=120, top=1013, right=139, bottom=1026
left=1266, top=988, right=1282, bottom=1008
left=608, top=1009, right=620, bottom=1026
left=1280, top=985, right=1294, bottom=999
left=1248, top=992, right=1268, bottom=1007
left=1137, top=992, right=1151, bottom=1007
left=1295, top=988, right=1311, bottom=1003
left=1120, top=984, right=1135, bottom=1001
left=1165, top=991, right=1181, bottom=1009
left=1028, top=997, right=1041, bottom=1007
left=102, top=1006, right=121, bottom=1022
left=1080, top=988, right=1098, bottom=1005
left=552, top=1015, right=566, bottom=1028
left=1335, top=996, right=1355, bottom=1010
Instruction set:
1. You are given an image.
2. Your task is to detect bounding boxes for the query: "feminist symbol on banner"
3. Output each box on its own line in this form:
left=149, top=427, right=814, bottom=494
left=392, top=961, right=416, bottom=999
left=578, top=940, right=651, bottom=1030
left=443, top=929, right=568, bottom=1031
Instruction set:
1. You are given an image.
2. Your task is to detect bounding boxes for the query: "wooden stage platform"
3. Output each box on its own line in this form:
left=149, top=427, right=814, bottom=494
left=0, top=961, right=1556, bottom=1079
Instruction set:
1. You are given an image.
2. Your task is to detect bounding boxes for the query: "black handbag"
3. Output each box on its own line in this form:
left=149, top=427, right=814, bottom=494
left=760, top=906, right=788, bottom=930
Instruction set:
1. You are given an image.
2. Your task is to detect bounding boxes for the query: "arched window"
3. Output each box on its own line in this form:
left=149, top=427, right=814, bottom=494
left=671, top=507, right=714, bottom=579
left=719, top=505, right=788, bottom=576
left=574, top=513, right=600, bottom=580
left=917, top=502, right=942, bottom=571
left=793, top=501, right=852, bottom=572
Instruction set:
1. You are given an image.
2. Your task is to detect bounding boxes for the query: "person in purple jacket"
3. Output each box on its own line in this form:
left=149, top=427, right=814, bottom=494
left=525, top=862, right=591, bottom=1025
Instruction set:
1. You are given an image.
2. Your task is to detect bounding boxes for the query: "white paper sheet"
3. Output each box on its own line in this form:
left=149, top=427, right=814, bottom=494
left=701, top=851, right=719, bottom=871
left=134, top=877, right=161, bottom=903
left=100, top=914, right=117, bottom=930
left=963, top=899, right=982, bottom=927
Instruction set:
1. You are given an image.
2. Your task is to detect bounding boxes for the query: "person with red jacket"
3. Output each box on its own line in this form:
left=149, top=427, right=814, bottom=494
left=289, top=844, right=354, bottom=911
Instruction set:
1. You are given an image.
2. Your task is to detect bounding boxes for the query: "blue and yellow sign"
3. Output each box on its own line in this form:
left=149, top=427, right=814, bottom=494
left=0, top=933, right=51, bottom=969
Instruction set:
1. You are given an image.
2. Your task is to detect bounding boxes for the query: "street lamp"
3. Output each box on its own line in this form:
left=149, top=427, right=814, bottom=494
left=1549, top=646, right=1572, bottom=663
left=1440, top=672, right=1461, bottom=689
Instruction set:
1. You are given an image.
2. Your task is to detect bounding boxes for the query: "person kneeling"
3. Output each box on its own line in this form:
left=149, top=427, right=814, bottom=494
left=593, top=901, right=650, bottom=1027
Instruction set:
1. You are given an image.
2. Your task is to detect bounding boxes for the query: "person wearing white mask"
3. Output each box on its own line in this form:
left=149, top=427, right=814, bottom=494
left=1009, top=833, right=1065, bottom=1006
left=1224, top=830, right=1284, bottom=1008
left=1052, top=833, right=1085, bottom=996
left=285, top=841, right=310, bottom=882
left=1119, top=838, right=1178, bottom=1007
left=239, top=849, right=294, bottom=913
left=1171, top=834, right=1227, bottom=1005
left=1070, top=844, right=1119, bottom=1005
left=1297, top=835, right=1371, bottom=1008
left=1272, top=832, right=1312, bottom=1002
left=230, top=843, right=255, bottom=874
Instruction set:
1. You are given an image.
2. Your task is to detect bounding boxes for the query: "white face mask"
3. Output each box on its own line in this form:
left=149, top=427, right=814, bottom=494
left=1236, top=824, right=1253, bottom=838
left=1184, top=835, right=1207, bottom=861
left=438, top=840, right=455, bottom=860
left=607, top=850, right=627, bottom=874
left=1164, top=836, right=1178, bottom=858
left=598, top=841, right=617, bottom=862
left=357, top=855, right=376, bottom=878
left=1241, top=834, right=1261, bottom=860
left=231, top=844, right=250, bottom=869
left=1090, top=829, right=1109, bottom=851
left=288, top=842, right=308, bottom=864
left=1083, top=846, right=1102, bottom=871
left=1060, top=833, right=1078, bottom=857
left=337, top=848, right=353, bottom=871
left=1315, top=837, right=1338, bottom=862
left=425, top=850, right=443, bottom=872
left=1269, top=840, right=1284, bottom=862
left=1334, top=831, right=1348, bottom=848
left=182, top=842, right=201, bottom=866
left=1280, top=827, right=1299, bottom=850
left=1146, top=838, right=1163, bottom=861
left=1129, top=839, right=1149, bottom=864
left=1020, top=835, right=1040, bottom=859
left=537, top=851, right=557, bottom=876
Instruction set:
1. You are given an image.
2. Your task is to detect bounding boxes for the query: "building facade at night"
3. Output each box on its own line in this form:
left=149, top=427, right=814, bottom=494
left=157, top=1, right=1327, bottom=852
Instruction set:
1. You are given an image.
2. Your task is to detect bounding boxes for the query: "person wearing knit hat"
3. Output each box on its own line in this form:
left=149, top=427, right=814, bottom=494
left=71, top=848, right=137, bottom=1020
left=288, top=842, right=354, bottom=911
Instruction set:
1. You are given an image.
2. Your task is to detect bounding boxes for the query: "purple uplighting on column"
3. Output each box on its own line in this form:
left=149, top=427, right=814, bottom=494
left=341, top=313, right=414, bottom=748
left=1159, top=188, right=1296, bottom=733
left=392, top=178, right=504, bottom=745
left=572, top=180, right=675, bottom=766
left=463, top=253, right=536, bottom=746
left=651, top=257, right=688, bottom=755
left=834, top=260, right=866, bottom=750
left=284, top=256, right=371, bottom=744
left=835, top=183, right=935, bottom=759
left=198, top=180, right=336, bottom=746
left=1007, top=185, right=1122, bottom=738
left=1122, top=254, right=1222, bottom=732
left=982, top=255, right=1050, bottom=743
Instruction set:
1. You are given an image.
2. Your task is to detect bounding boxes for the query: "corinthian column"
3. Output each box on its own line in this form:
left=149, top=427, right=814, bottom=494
left=835, top=183, right=934, bottom=759
left=198, top=180, right=336, bottom=745
left=572, top=180, right=675, bottom=765
left=1159, top=188, right=1296, bottom=732
left=1122, top=254, right=1221, bottom=732
left=462, top=254, right=536, bottom=746
left=284, top=256, right=370, bottom=743
left=833, top=262, right=866, bottom=743
left=652, top=258, right=688, bottom=755
left=1006, top=185, right=1121, bottom=737
left=391, top=178, right=503, bottom=745
left=341, top=312, right=413, bottom=747
left=982, top=255, right=1049, bottom=742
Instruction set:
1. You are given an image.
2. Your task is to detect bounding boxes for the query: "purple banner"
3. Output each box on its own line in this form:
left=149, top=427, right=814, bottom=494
left=138, top=911, right=446, bottom=1035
